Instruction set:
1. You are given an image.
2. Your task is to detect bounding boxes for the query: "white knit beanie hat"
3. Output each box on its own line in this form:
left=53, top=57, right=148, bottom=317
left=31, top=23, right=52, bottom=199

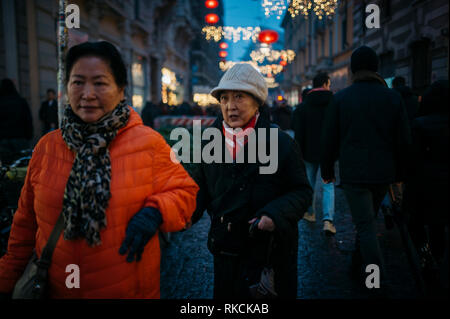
left=210, top=63, right=268, bottom=105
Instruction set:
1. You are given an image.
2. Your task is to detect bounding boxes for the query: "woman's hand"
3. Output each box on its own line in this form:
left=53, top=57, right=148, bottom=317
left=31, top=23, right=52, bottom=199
left=248, top=215, right=276, bottom=232
left=119, top=207, right=162, bottom=262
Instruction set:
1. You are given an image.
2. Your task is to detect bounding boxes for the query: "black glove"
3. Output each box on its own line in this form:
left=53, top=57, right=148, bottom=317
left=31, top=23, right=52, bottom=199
left=119, top=207, right=163, bottom=262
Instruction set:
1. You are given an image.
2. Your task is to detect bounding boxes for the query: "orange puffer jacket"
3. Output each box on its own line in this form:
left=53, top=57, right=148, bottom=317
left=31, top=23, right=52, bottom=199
left=0, top=107, right=199, bottom=298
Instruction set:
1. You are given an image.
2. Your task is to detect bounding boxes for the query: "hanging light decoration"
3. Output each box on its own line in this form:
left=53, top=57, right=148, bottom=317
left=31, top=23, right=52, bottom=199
left=219, top=42, right=228, bottom=49
left=205, top=0, right=219, bottom=9
left=261, top=0, right=287, bottom=20
left=202, top=26, right=261, bottom=43
left=205, top=13, right=219, bottom=24
left=219, top=61, right=284, bottom=76
left=312, top=0, right=338, bottom=19
left=288, top=0, right=338, bottom=19
left=250, top=48, right=296, bottom=64
left=258, top=29, right=279, bottom=44
left=219, top=51, right=228, bottom=58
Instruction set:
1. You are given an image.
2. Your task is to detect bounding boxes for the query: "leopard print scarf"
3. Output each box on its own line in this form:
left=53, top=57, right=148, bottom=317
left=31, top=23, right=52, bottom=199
left=61, top=102, right=130, bottom=246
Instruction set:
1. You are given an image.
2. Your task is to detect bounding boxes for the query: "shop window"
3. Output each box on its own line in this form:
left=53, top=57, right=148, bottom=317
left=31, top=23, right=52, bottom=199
left=132, top=56, right=147, bottom=112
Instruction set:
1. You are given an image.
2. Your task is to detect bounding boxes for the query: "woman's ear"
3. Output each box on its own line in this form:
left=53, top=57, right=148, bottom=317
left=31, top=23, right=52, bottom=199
left=119, top=86, right=126, bottom=103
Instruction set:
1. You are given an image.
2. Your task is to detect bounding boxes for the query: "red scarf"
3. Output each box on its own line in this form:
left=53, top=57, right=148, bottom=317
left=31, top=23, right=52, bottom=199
left=222, top=114, right=259, bottom=160
left=308, top=88, right=329, bottom=94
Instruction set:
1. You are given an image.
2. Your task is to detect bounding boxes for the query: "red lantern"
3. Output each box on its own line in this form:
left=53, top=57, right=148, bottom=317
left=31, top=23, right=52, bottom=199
left=219, top=51, right=228, bottom=58
left=205, top=0, right=219, bottom=9
left=280, top=60, right=287, bottom=66
left=258, top=30, right=279, bottom=44
left=205, top=13, right=219, bottom=24
left=219, top=42, right=228, bottom=49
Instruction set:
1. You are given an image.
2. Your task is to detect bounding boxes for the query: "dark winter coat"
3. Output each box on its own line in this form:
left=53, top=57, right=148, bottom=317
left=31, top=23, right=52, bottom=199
left=0, top=95, right=33, bottom=140
left=292, top=90, right=333, bottom=163
left=39, top=99, right=58, bottom=133
left=271, top=105, right=293, bottom=130
left=393, top=86, right=419, bottom=126
left=190, top=113, right=312, bottom=298
left=321, top=71, right=412, bottom=184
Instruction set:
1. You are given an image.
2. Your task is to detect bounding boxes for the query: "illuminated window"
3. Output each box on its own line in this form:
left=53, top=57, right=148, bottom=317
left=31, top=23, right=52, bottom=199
left=161, top=67, right=182, bottom=106
left=132, top=56, right=147, bottom=112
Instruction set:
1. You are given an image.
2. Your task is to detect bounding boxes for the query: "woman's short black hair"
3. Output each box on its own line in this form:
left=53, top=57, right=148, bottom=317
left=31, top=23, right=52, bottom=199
left=65, top=41, right=127, bottom=88
left=0, top=78, right=19, bottom=97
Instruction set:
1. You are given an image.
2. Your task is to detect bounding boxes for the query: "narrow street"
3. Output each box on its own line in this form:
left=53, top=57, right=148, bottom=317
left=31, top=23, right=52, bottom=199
left=160, top=183, right=421, bottom=299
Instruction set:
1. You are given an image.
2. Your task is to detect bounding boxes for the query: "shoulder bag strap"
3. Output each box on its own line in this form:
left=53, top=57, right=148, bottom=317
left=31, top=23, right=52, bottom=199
left=37, top=212, right=65, bottom=269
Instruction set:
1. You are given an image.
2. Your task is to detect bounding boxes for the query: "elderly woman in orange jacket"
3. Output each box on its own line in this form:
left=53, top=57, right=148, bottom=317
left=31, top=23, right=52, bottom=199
left=0, top=41, right=198, bottom=298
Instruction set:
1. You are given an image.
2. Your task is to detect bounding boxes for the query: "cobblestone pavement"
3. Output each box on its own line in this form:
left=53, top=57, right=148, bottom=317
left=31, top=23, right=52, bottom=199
left=160, top=182, right=421, bottom=299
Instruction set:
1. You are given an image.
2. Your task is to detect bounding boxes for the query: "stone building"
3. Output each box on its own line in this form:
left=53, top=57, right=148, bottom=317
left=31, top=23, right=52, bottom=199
left=0, top=0, right=222, bottom=143
left=189, top=0, right=224, bottom=107
left=281, top=0, right=448, bottom=104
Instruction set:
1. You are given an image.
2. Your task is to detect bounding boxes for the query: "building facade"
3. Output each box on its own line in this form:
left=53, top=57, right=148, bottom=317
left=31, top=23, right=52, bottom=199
left=0, top=0, right=222, bottom=143
left=189, top=0, right=224, bottom=106
left=281, top=0, right=448, bottom=104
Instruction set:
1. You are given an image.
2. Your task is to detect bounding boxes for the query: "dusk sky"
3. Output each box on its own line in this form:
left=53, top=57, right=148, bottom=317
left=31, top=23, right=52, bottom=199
left=223, top=0, right=286, bottom=61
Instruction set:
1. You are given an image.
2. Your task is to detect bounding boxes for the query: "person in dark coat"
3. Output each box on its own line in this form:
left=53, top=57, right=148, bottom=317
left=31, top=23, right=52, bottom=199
left=320, top=46, right=412, bottom=287
left=189, top=63, right=312, bottom=299
left=271, top=99, right=293, bottom=131
left=141, top=101, right=157, bottom=127
left=392, top=76, right=420, bottom=125
left=380, top=76, right=420, bottom=227
left=0, top=78, right=33, bottom=159
left=293, top=73, right=336, bottom=234
left=403, top=80, right=449, bottom=292
left=39, top=88, right=58, bottom=135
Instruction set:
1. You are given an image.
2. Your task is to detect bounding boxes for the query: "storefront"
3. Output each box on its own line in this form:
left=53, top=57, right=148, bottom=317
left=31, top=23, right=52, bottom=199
left=161, top=67, right=183, bottom=106
left=131, top=55, right=147, bottom=113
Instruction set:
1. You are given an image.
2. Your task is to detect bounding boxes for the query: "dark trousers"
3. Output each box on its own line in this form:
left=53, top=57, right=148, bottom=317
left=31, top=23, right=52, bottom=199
left=213, top=254, right=262, bottom=299
left=342, top=184, right=389, bottom=277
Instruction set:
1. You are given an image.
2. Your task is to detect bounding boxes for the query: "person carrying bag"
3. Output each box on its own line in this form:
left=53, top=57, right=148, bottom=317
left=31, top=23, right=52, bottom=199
left=12, top=212, right=65, bottom=299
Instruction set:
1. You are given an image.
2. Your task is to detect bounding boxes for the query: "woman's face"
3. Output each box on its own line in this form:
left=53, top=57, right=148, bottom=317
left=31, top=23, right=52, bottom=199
left=219, top=90, right=259, bottom=128
left=67, top=56, right=124, bottom=123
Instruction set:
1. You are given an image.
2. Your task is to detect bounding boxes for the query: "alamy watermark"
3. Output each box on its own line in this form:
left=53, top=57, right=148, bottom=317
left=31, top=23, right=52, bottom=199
left=365, top=264, right=380, bottom=289
left=65, top=264, right=80, bottom=289
left=169, top=120, right=279, bottom=174
left=366, top=4, right=381, bottom=29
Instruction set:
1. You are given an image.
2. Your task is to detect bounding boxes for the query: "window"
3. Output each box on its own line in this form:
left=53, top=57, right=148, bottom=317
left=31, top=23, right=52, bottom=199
left=341, top=17, right=347, bottom=50
left=132, top=56, right=147, bottom=112
left=134, top=0, right=141, bottom=20
left=329, top=29, right=333, bottom=56
left=411, top=39, right=431, bottom=93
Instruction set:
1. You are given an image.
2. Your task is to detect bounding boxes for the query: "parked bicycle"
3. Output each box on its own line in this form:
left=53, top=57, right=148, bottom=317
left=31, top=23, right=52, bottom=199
left=0, top=149, right=31, bottom=257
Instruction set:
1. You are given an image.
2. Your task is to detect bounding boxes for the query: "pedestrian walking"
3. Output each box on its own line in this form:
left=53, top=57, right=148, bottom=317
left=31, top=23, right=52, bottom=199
left=271, top=98, right=293, bottom=132
left=320, top=46, right=412, bottom=288
left=141, top=101, right=156, bottom=127
left=403, top=80, right=449, bottom=293
left=189, top=63, right=312, bottom=299
left=293, top=73, right=336, bottom=234
left=392, top=76, right=420, bottom=126
left=39, top=88, right=59, bottom=135
left=0, top=41, right=198, bottom=299
left=380, top=76, right=421, bottom=229
left=0, top=78, right=33, bottom=159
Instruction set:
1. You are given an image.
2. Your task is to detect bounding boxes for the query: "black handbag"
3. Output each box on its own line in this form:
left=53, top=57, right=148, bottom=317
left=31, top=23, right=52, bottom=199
left=248, top=219, right=278, bottom=299
left=12, top=212, right=65, bottom=299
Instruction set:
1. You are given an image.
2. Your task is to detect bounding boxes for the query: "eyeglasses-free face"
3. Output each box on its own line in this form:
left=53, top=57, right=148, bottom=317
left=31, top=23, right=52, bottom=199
left=67, top=56, right=125, bottom=123
left=219, top=90, right=259, bottom=129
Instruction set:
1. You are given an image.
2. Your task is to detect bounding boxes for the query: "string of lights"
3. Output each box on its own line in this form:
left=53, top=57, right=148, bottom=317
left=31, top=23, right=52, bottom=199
left=250, top=47, right=296, bottom=64
left=202, top=26, right=262, bottom=42
left=287, top=0, right=338, bottom=19
left=261, top=0, right=287, bottom=20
